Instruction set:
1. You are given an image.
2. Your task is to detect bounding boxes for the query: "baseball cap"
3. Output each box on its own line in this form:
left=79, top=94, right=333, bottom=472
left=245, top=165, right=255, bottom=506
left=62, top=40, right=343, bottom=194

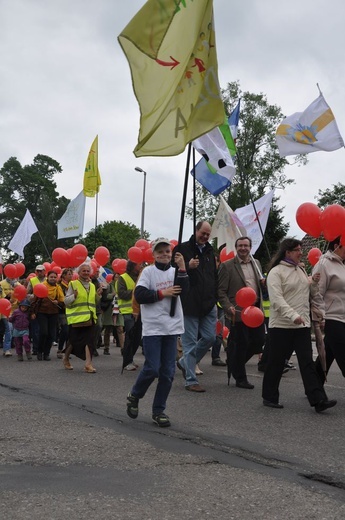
left=152, top=237, right=170, bottom=251
left=19, top=299, right=30, bottom=307
left=35, top=265, right=45, bottom=271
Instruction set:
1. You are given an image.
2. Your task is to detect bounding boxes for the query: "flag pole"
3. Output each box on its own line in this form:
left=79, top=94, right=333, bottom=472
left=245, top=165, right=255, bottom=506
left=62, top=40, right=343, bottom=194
left=235, top=154, right=271, bottom=259
left=170, top=142, right=192, bottom=317
left=94, top=193, right=99, bottom=250
left=36, top=228, right=52, bottom=261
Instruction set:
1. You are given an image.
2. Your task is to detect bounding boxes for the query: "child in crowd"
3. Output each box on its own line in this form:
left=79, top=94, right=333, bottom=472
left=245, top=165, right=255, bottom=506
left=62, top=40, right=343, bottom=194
left=9, top=299, right=32, bottom=361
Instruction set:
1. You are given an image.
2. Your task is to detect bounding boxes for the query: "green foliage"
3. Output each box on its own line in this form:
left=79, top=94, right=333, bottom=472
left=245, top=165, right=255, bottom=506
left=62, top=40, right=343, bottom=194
left=0, top=155, right=70, bottom=272
left=316, top=182, right=345, bottom=208
left=81, top=220, right=148, bottom=262
left=186, top=81, right=307, bottom=264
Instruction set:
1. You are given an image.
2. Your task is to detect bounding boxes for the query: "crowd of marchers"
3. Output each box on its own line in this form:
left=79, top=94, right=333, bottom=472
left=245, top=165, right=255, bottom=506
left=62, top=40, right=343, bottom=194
left=2, top=223, right=344, bottom=427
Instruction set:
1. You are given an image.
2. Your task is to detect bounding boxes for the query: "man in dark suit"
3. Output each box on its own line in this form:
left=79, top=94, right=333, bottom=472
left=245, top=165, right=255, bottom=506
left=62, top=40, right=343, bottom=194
left=218, top=236, right=265, bottom=389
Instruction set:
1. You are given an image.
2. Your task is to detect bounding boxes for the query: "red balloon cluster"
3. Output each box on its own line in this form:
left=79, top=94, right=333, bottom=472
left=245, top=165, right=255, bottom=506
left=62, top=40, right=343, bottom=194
left=296, top=202, right=345, bottom=241
left=112, top=258, right=127, bottom=275
left=50, top=244, right=88, bottom=268
left=3, top=263, right=26, bottom=279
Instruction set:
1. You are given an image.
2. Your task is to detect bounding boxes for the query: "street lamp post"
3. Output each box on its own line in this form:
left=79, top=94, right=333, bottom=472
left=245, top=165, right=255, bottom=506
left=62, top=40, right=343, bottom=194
left=134, top=167, right=147, bottom=238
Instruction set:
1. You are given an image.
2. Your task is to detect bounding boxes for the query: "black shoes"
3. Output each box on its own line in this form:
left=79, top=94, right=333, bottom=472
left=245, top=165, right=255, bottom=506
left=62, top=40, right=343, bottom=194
left=263, top=399, right=284, bottom=409
left=152, top=413, right=171, bottom=427
left=315, top=399, right=337, bottom=413
left=236, top=380, right=254, bottom=389
left=212, top=358, right=227, bottom=366
left=126, top=392, right=139, bottom=419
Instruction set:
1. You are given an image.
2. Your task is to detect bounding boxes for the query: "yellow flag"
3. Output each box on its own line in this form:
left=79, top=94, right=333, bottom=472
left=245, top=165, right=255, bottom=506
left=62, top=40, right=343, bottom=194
left=83, top=135, right=101, bottom=197
left=118, top=0, right=224, bottom=157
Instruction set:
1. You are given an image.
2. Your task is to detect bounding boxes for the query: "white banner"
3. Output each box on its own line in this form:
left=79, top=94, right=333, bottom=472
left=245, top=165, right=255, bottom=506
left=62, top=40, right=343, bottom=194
left=235, top=190, right=274, bottom=255
left=210, top=195, right=247, bottom=253
left=57, top=191, right=86, bottom=239
left=8, top=209, right=38, bottom=258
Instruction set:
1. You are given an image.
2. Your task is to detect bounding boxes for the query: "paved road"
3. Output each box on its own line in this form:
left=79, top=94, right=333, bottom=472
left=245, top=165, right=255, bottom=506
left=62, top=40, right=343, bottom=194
left=1, top=344, right=345, bottom=519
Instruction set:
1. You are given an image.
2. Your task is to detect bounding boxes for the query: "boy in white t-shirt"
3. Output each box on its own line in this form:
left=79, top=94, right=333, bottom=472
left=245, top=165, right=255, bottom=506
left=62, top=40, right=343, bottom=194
left=126, top=238, right=189, bottom=427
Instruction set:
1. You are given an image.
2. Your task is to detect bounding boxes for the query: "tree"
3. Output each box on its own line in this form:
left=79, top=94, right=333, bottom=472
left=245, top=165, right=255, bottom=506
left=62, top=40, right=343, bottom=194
left=186, top=81, right=305, bottom=266
left=316, top=182, right=345, bottom=208
left=81, top=220, right=148, bottom=262
left=0, top=155, right=70, bottom=272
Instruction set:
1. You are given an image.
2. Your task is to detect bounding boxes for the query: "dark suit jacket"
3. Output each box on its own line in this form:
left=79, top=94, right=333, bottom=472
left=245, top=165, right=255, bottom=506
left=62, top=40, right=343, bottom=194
left=218, top=256, right=263, bottom=322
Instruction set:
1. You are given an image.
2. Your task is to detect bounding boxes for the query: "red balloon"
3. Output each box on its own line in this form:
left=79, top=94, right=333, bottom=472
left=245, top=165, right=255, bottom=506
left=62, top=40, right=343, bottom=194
left=52, top=265, right=62, bottom=274
left=105, top=273, right=114, bottom=283
left=4, top=264, right=17, bottom=278
left=33, top=283, right=48, bottom=298
left=70, top=244, right=88, bottom=267
left=94, top=246, right=110, bottom=266
left=235, top=287, right=257, bottom=308
left=27, top=273, right=35, bottom=280
left=90, top=260, right=99, bottom=274
left=170, top=239, right=178, bottom=248
left=296, top=203, right=322, bottom=238
left=43, top=262, right=51, bottom=272
left=0, top=298, right=12, bottom=317
left=220, top=249, right=235, bottom=263
left=52, top=247, right=69, bottom=267
left=241, top=306, right=264, bottom=328
left=307, top=248, right=322, bottom=266
left=111, top=258, right=120, bottom=271
left=72, top=272, right=79, bottom=280
left=222, top=326, right=230, bottom=339
left=143, top=247, right=154, bottom=263
left=15, top=263, right=26, bottom=278
left=216, top=320, right=223, bottom=335
left=115, top=259, right=127, bottom=275
left=135, top=239, right=150, bottom=251
left=127, top=247, right=144, bottom=264
left=13, top=285, right=27, bottom=301
left=320, top=204, right=345, bottom=242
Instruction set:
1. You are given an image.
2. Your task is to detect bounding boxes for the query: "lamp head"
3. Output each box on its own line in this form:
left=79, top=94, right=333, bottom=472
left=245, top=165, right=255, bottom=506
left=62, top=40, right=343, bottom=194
left=135, top=167, right=145, bottom=173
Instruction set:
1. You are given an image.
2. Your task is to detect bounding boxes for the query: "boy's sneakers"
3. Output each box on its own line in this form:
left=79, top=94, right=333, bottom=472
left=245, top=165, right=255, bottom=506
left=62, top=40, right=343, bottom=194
left=127, top=393, right=139, bottom=419
left=4, top=350, right=12, bottom=357
left=152, top=413, right=171, bottom=428
left=17, top=354, right=24, bottom=362
left=26, top=353, right=32, bottom=361
left=125, top=363, right=137, bottom=371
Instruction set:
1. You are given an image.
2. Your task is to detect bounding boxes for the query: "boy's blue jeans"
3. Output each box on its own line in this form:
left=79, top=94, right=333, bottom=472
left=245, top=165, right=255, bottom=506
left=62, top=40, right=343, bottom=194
left=131, top=335, right=177, bottom=415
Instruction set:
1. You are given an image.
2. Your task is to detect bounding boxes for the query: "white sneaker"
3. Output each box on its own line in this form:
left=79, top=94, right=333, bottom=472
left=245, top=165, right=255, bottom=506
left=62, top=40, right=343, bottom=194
left=4, top=350, right=12, bottom=357
left=52, top=342, right=58, bottom=347
left=125, top=363, right=137, bottom=371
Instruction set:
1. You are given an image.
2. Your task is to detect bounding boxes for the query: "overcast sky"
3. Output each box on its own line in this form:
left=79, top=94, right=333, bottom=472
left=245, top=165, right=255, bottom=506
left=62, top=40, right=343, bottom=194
left=2, top=0, right=345, bottom=249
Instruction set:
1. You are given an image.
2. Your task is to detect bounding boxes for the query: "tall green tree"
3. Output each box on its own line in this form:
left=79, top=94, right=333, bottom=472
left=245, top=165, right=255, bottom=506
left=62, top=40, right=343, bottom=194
left=81, top=220, right=148, bottom=262
left=186, top=81, right=306, bottom=266
left=0, top=155, right=70, bottom=271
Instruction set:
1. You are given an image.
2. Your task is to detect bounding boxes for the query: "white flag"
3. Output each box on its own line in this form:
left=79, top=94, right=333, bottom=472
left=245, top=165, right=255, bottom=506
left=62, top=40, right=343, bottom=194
left=276, top=93, right=344, bottom=157
left=193, top=127, right=236, bottom=185
left=57, top=191, right=86, bottom=239
left=8, top=209, right=38, bottom=257
left=210, top=195, right=246, bottom=253
left=235, top=190, right=274, bottom=255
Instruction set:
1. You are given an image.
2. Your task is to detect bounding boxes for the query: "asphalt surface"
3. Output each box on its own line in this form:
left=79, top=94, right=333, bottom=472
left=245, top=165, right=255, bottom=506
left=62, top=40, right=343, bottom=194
left=1, top=343, right=345, bottom=520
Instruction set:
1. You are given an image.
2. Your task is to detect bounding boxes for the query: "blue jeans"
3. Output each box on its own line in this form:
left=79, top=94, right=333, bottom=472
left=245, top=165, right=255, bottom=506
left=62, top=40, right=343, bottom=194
left=131, top=335, right=177, bottom=415
left=2, top=319, right=12, bottom=352
left=180, top=306, right=217, bottom=386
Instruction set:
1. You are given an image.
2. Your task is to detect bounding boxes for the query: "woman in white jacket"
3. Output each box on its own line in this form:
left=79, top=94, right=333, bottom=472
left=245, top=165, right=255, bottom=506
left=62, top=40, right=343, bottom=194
left=313, top=237, right=345, bottom=383
left=262, top=238, right=337, bottom=413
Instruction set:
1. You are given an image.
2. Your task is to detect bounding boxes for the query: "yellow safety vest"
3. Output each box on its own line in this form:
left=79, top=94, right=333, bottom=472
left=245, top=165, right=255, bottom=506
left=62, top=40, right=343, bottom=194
left=65, top=280, right=97, bottom=325
left=117, top=273, right=135, bottom=315
left=262, top=299, right=270, bottom=318
left=30, top=276, right=45, bottom=288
